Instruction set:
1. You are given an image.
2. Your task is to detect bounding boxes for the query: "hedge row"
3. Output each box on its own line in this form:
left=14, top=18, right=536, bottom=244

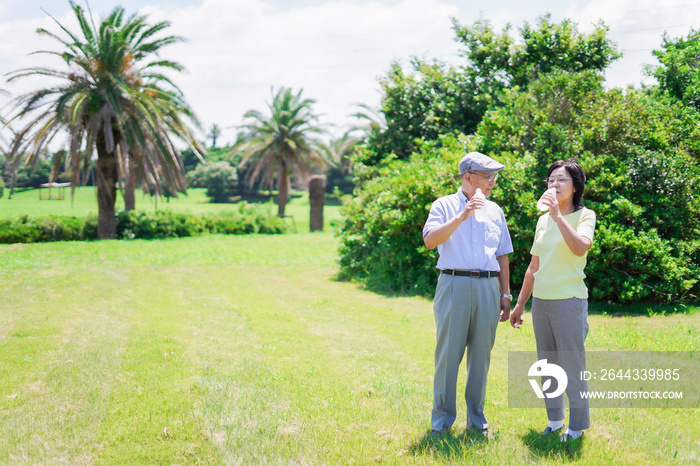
left=0, top=203, right=287, bottom=244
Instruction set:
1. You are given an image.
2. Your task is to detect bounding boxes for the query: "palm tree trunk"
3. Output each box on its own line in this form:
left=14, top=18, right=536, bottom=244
left=277, top=164, right=289, bottom=218
left=96, top=130, right=119, bottom=239
left=8, top=164, right=17, bottom=200
left=124, top=151, right=135, bottom=211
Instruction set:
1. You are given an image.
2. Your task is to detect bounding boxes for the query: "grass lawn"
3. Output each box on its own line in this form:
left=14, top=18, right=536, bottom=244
left=1, top=230, right=699, bottom=464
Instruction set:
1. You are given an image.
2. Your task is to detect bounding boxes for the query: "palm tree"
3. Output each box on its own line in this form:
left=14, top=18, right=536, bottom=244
left=208, top=123, right=222, bottom=148
left=5, top=2, right=204, bottom=238
left=236, top=87, right=328, bottom=217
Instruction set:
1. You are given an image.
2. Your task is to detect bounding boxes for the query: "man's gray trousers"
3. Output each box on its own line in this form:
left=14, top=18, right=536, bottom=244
left=431, top=273, right=500, bottom=431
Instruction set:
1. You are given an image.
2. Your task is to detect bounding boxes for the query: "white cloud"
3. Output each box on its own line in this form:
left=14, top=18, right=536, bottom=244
left=137, top=0, right=461, bottom=143
left=1, top=0, right=461, bottom=144
left=563, top=0, right=700, bottom=88
left=2, top=0, right=699, bottom=147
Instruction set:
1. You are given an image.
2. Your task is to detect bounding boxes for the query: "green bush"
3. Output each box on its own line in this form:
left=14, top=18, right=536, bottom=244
left=337, top=72, right=700, bottom=304
left=325, top=165, right=355, bottom=195
left=0, top=214, right=88, bottom=243
left=337, top=136, right=468, bottom=296
left=187, top=161, right=239, bottom=203
left=479, top=71, right=700, bottom=303
left=0, top=204, right=286, bottom=244
left=115, top=210, right=207, bottom=239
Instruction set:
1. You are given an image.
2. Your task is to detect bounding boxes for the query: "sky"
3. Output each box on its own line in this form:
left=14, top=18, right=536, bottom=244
left=2, top=0, right=700, bottom=146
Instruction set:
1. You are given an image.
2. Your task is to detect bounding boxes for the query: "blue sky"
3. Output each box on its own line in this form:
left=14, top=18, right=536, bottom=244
left=2, top=0, right=700, bottom=144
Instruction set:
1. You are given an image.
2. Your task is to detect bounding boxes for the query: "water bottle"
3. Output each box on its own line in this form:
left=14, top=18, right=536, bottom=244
left=473, top=188, right=485, bottom=221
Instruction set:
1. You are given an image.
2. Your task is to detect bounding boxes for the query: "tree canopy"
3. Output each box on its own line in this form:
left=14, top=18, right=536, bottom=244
left=359, top=15, right=621, bottom=165
left=648, top=28, right=700, bottom=110
left=453, top=15, right=621, bottom=89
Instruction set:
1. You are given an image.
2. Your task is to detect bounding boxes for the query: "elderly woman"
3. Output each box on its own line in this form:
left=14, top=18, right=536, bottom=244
left=510, top=159, right=596, bottom=442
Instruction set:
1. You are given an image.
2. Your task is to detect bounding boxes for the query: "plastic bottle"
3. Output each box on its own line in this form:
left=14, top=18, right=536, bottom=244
left=473, top=188, right=485, bottom=220
left=536, top=188, right=556, bottom=211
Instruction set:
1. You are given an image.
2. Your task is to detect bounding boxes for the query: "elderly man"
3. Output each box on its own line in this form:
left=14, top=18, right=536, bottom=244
left=423, top=151, right=513, bottom=436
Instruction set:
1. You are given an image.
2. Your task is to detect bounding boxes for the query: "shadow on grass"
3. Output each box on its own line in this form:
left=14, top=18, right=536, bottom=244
left=237, top=192, right=302, bottom=204
left=329, top=276, right=435, bottom=300
left=220, top=191, right=343, bottom=207
left=408, top=429, right=494, bottom=461
left=587, top=300, right=698, bottom=317
left=521, top=428, right=584, bottom=462
left=330, top=270, right=438, bottom=300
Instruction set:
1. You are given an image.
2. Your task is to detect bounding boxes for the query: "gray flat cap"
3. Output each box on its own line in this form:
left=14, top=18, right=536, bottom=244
left=458, top=151, right=505, bottom=175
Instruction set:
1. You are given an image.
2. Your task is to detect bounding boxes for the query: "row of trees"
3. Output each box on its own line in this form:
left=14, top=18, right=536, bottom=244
left=0, top=111, right=357, bottom=209
left=337, top=15, right=700, bottom=305
left=1, top=2, right=354, bottom=238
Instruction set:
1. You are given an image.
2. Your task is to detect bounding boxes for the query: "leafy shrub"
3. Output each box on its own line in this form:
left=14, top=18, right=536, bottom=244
left=0, top=214, right=88, bottom=243
left=115, top=210, right=207, bottom=239
left=187, top=161, right=239, bottom=203
left=0, top=204, right=286, bottom=244
left=337, top=136, right=468, bottom=296
left=477, top=71, right=700, bottom=303
left=337, top=72, right=700, bottom=304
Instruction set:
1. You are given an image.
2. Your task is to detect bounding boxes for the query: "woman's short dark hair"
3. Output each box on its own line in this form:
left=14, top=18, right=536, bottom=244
left=546, top=159, right=587, bottom=210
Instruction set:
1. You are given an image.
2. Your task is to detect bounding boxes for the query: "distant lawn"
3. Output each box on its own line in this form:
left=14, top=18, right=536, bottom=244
left=0, top=187, right=343, bottom=233
left=0, top=233, right=698, bottom=464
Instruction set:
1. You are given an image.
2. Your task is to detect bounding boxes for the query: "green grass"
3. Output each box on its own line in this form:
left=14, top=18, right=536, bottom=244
left=1, top=233, right=699, bottom=464
left=1, top=189, right=699, bottom=463
left=0, top=187, right=344, bottom=233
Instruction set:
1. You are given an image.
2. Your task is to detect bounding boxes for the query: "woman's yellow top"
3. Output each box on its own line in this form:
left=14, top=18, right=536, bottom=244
left=531, top=207, right=596, bottom=300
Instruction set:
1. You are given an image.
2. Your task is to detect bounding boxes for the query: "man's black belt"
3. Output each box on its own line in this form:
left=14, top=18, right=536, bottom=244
left=441, top=269, right=499, bottom=278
